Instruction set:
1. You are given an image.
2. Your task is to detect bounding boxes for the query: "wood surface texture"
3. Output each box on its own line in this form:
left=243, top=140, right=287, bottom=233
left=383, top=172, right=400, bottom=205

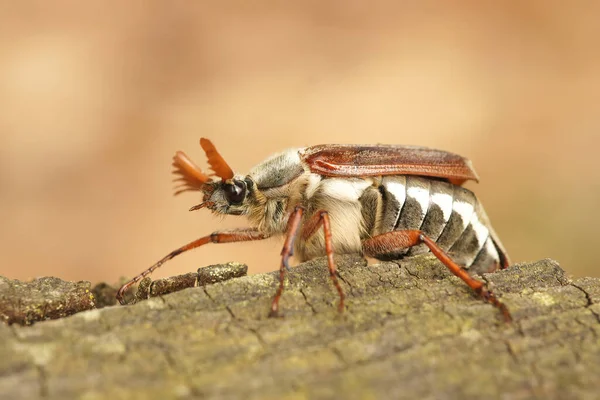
left=1, top=255, right=599, bottom=399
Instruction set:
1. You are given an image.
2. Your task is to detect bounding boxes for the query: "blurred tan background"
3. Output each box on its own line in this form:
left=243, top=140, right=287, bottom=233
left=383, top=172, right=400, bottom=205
left=1, top=1, right=598, bottom=284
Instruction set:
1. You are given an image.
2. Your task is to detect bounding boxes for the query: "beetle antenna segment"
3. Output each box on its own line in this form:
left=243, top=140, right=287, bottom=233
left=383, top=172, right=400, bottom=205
left=116, top=228, right=269, bottom=305
left=172, top=151, right=212, bottom=195
left=200, top=138, right=234, bottom=181
left=362, top=230, right=512, bottom=323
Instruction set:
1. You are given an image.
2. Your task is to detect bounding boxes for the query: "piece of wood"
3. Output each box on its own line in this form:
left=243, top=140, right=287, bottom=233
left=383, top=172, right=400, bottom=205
left=0, top=276, right=95, bottom=325
left=1, top=255, right=599, bottom=399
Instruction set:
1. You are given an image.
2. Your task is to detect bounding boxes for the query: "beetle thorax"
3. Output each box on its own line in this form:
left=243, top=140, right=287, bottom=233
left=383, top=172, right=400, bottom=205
left=244, top=148, right=307, bottom=235
left=245, top=178, right=305, bottom=236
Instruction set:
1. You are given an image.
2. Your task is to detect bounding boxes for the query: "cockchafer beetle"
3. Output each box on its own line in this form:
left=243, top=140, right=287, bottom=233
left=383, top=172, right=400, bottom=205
left=117, top=139, right=512, bottom=321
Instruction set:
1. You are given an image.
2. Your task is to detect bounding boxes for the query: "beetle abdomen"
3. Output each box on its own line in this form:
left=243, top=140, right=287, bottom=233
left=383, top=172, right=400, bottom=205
left=361, top=176, right=502, bottom=273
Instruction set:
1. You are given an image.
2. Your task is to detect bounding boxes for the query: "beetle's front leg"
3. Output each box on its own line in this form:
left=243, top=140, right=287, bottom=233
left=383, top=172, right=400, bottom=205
left=117, top=228, right=268, bottom=305
left=362, top=230, right=512, bottom=322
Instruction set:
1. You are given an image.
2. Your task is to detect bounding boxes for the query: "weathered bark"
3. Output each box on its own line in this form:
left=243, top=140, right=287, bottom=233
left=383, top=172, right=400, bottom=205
left=0, top=277, right=96, bottom=325
left=1, top=255, right=599, bottom=399
left=0, top=262, right=250, bottom=323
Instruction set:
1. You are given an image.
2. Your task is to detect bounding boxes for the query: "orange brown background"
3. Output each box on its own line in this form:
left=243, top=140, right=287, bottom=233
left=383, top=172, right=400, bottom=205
left=1, top=2, right=598, bottom=284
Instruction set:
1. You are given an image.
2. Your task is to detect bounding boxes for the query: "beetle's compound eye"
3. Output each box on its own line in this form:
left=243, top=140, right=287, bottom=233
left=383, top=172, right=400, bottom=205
left=224, top=180, right=246, bottom=204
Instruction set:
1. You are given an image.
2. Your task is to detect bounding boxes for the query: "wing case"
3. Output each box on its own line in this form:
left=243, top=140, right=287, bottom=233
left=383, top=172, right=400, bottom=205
left=300, top=144, right=479, bottom=186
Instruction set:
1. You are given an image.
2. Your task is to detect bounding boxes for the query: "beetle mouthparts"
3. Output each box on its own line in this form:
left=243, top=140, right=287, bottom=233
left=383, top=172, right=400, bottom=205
left=189, top=201, right=215, bottom=212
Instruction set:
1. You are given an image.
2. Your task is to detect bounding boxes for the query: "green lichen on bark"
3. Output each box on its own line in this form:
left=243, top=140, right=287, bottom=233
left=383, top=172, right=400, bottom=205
left=1, top=255, right=599, bottom=399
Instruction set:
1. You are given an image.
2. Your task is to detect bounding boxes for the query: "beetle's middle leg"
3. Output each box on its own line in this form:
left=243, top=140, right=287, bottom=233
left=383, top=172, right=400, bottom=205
left=270, top=205, right=304, bottom=317
left=362, top=230, right=512, bottom=322
left=300, top=210, right=345, bottom=313
left=270, top=207, right=345, bottom=316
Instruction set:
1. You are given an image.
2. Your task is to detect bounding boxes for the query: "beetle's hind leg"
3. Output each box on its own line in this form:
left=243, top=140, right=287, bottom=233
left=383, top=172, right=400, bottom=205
left=362, top=230, right=512, bottom=323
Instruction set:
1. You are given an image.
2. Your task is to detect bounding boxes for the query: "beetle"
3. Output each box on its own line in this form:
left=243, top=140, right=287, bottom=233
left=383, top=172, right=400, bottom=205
left=117, top=138, right=511, bottom=321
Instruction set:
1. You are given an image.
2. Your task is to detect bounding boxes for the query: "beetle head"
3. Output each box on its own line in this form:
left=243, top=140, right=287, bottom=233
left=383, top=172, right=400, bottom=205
left=172, top=138, right=253, bottom=216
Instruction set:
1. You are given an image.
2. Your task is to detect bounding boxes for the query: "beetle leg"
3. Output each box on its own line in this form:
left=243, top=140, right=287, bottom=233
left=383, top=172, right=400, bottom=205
left=116, top=228, right=268, bottom=305
left=300, top=210, right=345, bottom=313
left=269, top=205, right=304, bottom=317
left=362, top=230, right=512, bottom=323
